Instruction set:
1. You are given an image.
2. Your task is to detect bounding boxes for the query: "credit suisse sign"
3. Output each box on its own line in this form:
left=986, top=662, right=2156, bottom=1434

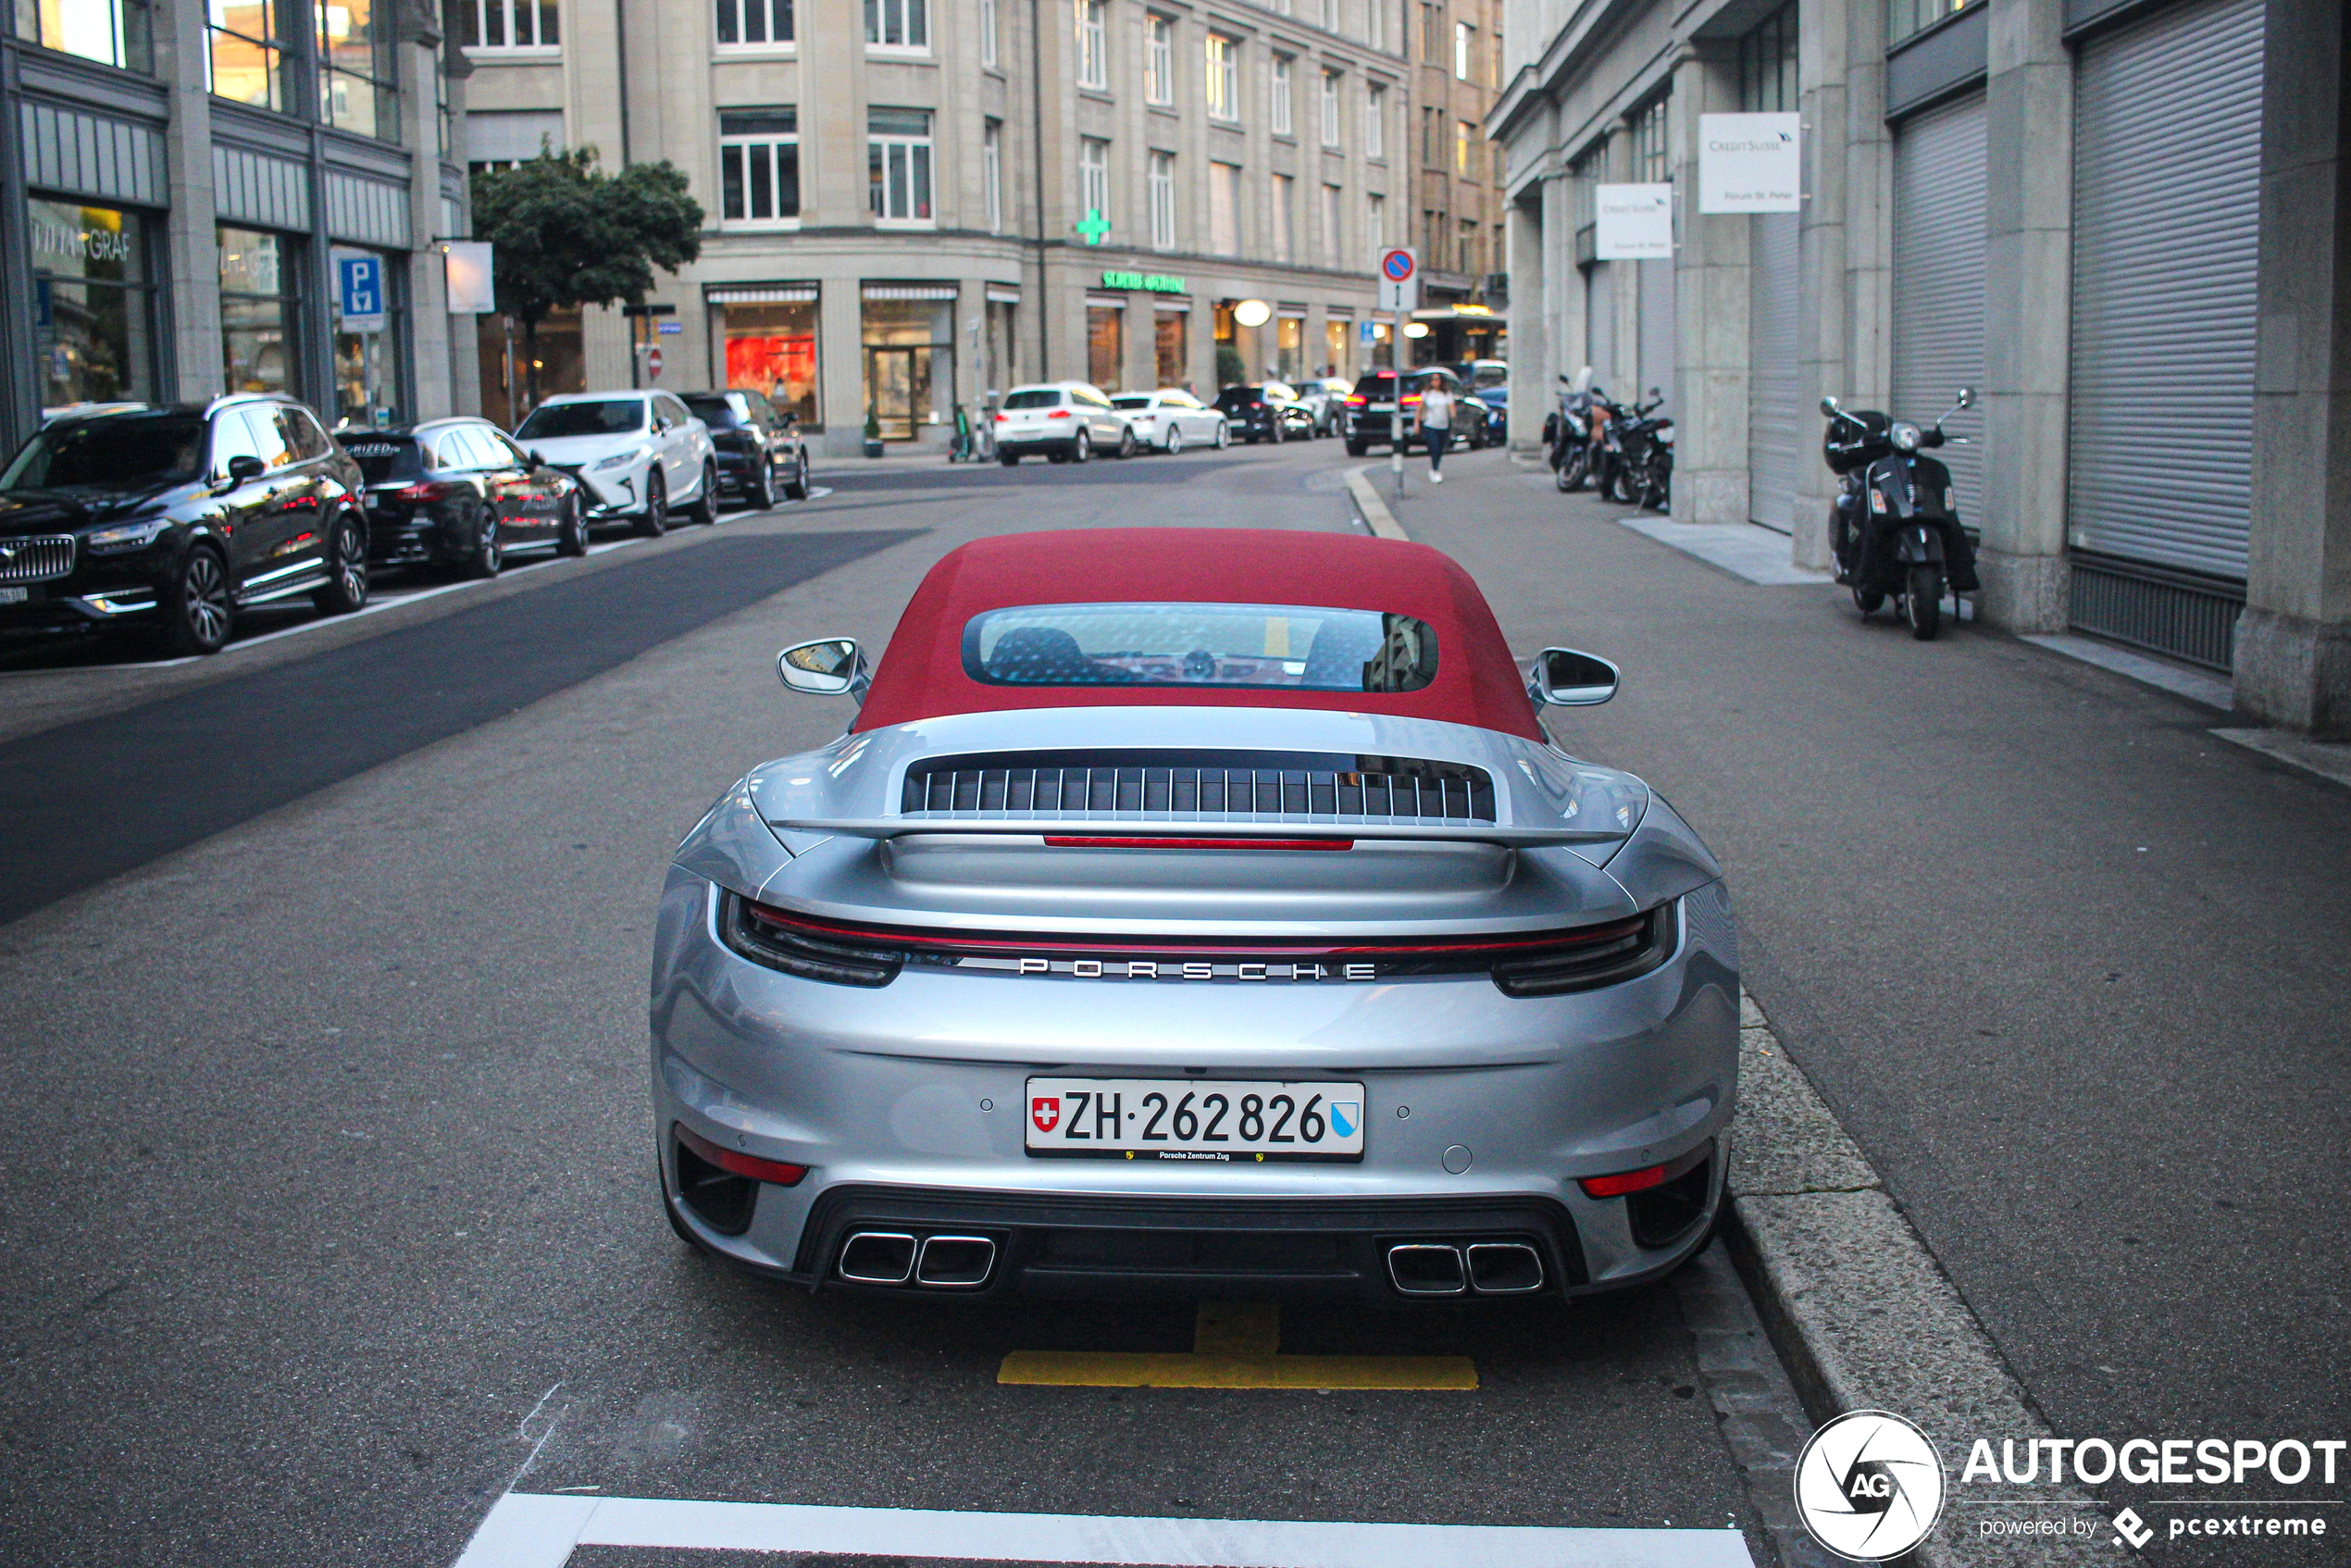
left=1101, top=270, right=1187, bottom=293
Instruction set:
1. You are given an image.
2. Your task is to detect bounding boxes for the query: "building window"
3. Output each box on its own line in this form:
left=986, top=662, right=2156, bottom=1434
left=1075, top=0, right=1107, bottom=88
left=1270, top=172, right=1294, bottom=264
left=1079, top=137, right=1111, bottom=236
left=1368, top=0, right=1383, bottom=50
left=1459, top=218, right=1480, bottom=276
left=30, top=201, right=159, bottom=410
left=1205, top=33, right=1237, bottom=119
left=16, top=0, right=155, bottom=72
left=722, top=295, right=820, bottom=427
left=861, top=292, right=953, bottom=438
left=1455, top=119, right=1474, bottom=177
left=1420, top=106, right=1437, bottom=167
left=865, top=0, right=927, bottom=50
left=331, top=244, right=405, bottom=428
left=979, top=0, right=997, bottom=66
left=1270, top=55, right=1293, bottom=136
left=318, top=0, right=397, bottom=140
left=1321, top=0, right=1337, bottom=27
left=720, top=107, right=800, bottom=227
left=206, top=0, right=290, bottom=110
left=1322, top=182, right=1342, bottom=268
left=1740, top=3, right=1797, bottom=112
left=218, top=225, right=300, bottom=397
left=1632, top=93, right=1670, bottom=182
left=715, top=0, right=792, bottom=46
left=1149, top=150, right=1176, bottom=249
left=984, top=118, right=1003, bottom=232
left=1888, top=0, right=1977, bottom=49
left=1452, top=19, right=1471, bottom=80
left=1087, top=302, right=1122, bottom=390
left=1155, top=311, right=1186, bottom=387
left=1365, top=82, right=1386, bottom=158
left=1421, top=3, right=1442, bottom=63
left=1145, top=15, right=1173, bottom=103
left=1320, top=70, right=1341, bottom=145
left=868, top=107, right=935, bottom=222
left=1209, top=159, right=1240, bottom=252
left=1422, top=208, right=1440, bottom=268
left=1366, top=191, right=1385, bottom=251
left=458, top=0, right=559, bottom=50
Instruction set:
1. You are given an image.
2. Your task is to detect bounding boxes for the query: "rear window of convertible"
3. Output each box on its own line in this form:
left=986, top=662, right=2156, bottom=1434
left=962, top=602, right=1438, bottom=692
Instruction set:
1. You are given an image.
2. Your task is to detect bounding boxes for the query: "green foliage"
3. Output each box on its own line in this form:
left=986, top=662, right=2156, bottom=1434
left=864, top=404, right=882, bottom=441
left=1215, top=344, right=1246, bottom=389
left=469, top=147, right=704, bottom=330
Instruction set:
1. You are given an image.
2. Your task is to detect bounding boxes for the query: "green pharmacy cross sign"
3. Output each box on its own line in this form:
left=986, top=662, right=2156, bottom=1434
left=1076, top=209, right=1112, bottom=245
left=1101, top=270, right=1188, bottom=293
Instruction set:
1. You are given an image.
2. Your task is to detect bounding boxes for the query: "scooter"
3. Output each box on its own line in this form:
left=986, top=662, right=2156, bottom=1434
left=1546, top=367, right=1599, bottom=492
left=1821, top=387, right=1980, bottom=640
left=1602, top=390, right=1670, bottom=509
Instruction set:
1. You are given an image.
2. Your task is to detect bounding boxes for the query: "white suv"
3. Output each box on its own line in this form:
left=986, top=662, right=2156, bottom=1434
left=993, top=382, right=1135, bottom=465
left=513, top=391, right=719, bottom=536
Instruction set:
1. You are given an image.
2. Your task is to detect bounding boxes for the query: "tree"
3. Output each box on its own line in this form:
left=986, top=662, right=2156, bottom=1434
left=469, top=146, right=703, bottom=408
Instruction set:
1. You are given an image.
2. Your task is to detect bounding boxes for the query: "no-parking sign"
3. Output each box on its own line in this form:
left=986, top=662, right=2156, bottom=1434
left=1376, top=246, right=1419, bottom=312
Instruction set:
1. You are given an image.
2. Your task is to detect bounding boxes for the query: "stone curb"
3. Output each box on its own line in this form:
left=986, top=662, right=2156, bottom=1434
left=1342, top=466, right=1410, bottom=541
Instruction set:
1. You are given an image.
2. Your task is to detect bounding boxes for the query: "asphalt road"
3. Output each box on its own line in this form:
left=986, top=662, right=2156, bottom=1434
left=0, top=446, right=1797, bottom=1568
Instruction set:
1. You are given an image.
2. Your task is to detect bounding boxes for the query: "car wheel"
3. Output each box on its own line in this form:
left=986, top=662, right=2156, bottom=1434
left=556, top=495, right=589, bottom=557
left=466, top=504, right=504, bottom=579
left=1906, top=566, right=1943, bottom=641
left=1000, top=451, right=1022, bottom=467
left=752, top=455, right=777, bottom=510
left=782, top=452, right=810, bottom=500
left=1073, top=429, right=1092, bottom=464
left=687, top=462, right=719, bottom=525
left=1346, top=439, right=1367, bottom=457
left=1164, top=427, right=1184, bottom=455
left=1214, top=420, right=1230, bottom=449
left=154, top=543, right=233, bottom=656
left=312, top=509, right=370, bottom=614
left=637, top=472, right=668, bottom=537
left=1116, top=426, right=1137, bottom=459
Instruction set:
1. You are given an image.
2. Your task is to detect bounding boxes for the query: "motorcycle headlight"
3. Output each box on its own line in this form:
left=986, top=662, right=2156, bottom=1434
left=1891, top=421, right=1922, bottom=454
left=84, top=517, right=171, bottom=553
left=594, top=447, right=649, bottom=470
left=1869, top=490, right=1888, bottom=514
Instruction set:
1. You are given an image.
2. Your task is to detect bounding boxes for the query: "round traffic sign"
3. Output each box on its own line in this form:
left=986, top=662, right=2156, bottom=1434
left=646, top=345, right=664, bottom=378
left=1380, top=248, right=1416, bottom=281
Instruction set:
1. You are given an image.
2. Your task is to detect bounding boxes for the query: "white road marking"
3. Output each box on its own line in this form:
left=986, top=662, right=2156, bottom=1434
left=451, top=1492, right=1755, bottom=1568
left=1614, top=516, right=1834, bottom=586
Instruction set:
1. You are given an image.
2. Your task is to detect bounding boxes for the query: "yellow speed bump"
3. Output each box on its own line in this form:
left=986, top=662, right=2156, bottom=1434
left=997, top=1301, right=1477, bottom=1391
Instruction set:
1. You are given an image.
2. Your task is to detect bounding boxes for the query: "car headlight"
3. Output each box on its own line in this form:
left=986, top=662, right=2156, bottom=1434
left=84, top=517, right=171, bottom=553
left=1891, top=420, right=1922, bottom=453
left=594, top=448, right=649, bottom=470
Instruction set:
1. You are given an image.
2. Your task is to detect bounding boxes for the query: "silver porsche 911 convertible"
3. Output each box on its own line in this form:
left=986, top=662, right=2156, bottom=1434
left=651, top=528, right=1738, bottom=1302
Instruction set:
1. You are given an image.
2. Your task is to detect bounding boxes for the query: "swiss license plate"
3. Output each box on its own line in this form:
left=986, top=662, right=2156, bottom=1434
left=1025, top=1077, right=1366, bottom=1164
left=0, top=586, right=28, bottom=604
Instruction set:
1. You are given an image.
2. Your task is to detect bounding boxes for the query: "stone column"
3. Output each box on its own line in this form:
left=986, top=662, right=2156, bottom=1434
left=1506, top=183, right=1549, bottom=449
left=403, top=29, right=452, bottom=420
left=1672, top=45, right=1752, bottom=525
left=1842, top=0, right=1893, bottom=413
left=1974, top=0, right=2073, bottom=630
left=160, top=0, right=223, bottom=403
left=2233, top=0, right=2351, bottom=737
left=1792, top=0, right=1851, bottom=567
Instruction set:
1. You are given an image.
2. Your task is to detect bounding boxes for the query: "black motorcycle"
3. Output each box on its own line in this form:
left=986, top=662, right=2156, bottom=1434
left=1546, top=369, right=1599, bottom=492
left=1821, top=388, right=1980, bottom=640
left=1601, top=390, right=1672, bottom=511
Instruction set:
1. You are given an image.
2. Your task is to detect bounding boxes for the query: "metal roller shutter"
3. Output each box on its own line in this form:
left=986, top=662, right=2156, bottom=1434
left=1636, top=257, right=1676, bottom=415
left=1586, top=262, right=1616, bottom=391
left=1891, top=92, right=1987, bottom=521
left=1748, top=211, right=1802, bottom=531
left=2069, top=0, right=2264, bottom=581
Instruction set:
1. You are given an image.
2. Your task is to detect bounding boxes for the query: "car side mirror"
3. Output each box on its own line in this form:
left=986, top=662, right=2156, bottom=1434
left=225, top=454, right=265, bottom=483
left=777, top=638, right=869, bottom=701
left=1820, top=395, right=1842, bottom=417
left=1527, top=647, right=1621, bottom=707
left=527, top=449, right=547, bottom=467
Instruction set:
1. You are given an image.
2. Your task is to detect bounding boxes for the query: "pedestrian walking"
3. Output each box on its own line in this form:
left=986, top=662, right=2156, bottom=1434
left=1418, top=377, right=1456, bottom=483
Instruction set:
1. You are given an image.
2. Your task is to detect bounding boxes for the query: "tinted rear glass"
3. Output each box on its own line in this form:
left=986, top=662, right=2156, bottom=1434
left=1002, top=390, right=1064, bottom=409
left=1213, top=388, right=1263, bottom=408
left=516, top=399, right=645, bottom=439
left=1, top=415, right=205, bottom=491
left=338, top=433, right=423, bottom=484
left=1111, top=396, right=1151, bottom=409
left=963, top=602, right=1438, bottom=693
left=681, top=394, right=742, bottom=429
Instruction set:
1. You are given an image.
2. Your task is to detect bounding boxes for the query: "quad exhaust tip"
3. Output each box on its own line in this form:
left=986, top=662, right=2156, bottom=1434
left=838, top=1231, right=1000, bottom=1288
left=1387, top=1240, right=1546, bottom=1296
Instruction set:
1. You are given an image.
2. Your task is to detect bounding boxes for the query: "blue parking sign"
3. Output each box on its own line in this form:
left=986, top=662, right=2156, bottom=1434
left=338, top=255, right=385, bottom=331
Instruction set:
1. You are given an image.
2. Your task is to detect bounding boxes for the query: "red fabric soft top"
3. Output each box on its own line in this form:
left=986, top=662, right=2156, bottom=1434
left=852, top=528, right=1544, bottom=740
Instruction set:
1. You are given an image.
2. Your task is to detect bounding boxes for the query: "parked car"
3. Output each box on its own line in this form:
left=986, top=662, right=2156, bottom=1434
left=1342, top=367, right=1463, bottom=455
left=1109, top=390, right=1231, bottom=454
left=513, top=391, right=719, bottom=536
left=681, top=389, right=810, bottom=507
left=654, top=527, right=1737, bottom=1303
left=336, top=417, right=585, bottom=578
left=1213, top=382, right=1315, bottom=443
left=1463, top=385, right=1510, bottom=450
left=1292, top=376, right=1354, bottom=437
left=994, top=382, right=1136, bottom=464
left=0, top=395, right=368, bottom=655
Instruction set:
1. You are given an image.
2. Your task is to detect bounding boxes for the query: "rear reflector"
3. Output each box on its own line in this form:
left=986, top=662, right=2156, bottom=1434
left=1041, top=836, right=1353, bottom=852
left=1579, top=1164, right=1669, bottom=1199
left=674, top=1121, right=807, bottom=1187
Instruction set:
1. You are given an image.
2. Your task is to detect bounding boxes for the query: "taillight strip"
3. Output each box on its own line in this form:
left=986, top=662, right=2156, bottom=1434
left=1041, top=836, right=1352, bottom=852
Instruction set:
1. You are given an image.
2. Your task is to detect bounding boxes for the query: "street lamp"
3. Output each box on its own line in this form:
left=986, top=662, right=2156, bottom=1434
left=1232, top=298, right=1273, bottom=328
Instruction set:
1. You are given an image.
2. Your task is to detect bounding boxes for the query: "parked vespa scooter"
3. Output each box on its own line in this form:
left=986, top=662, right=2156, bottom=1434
left=1608, top=389, right=1673, bottom=511
left=1546, top=367, right=1598, bottom=492
left=1822, top=388, right=1980, bottom=640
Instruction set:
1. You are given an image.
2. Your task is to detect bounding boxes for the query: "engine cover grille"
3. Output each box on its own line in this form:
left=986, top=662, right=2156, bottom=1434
left=900, top=749, right=1497, bottom=823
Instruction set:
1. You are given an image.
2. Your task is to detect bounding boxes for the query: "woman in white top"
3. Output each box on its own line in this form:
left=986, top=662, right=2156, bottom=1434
left=1416, top=378, right=1456, bottom=483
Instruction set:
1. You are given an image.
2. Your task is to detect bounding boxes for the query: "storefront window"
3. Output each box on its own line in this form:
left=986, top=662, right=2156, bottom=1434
left=206, top=0, right=289, bottom=111
left=219, top=225, right=301, bottom=396
left=1087, top=304, right=1123, bottom=391
left=1276, top=316, right=1304, bottom=382
left=318, top=0, right=399, bottom=141
left=861, top=292, right=952, bottom=441
left=985, top=298, right=1017, bottom=398
left=15, top=0, right=155, bottom=71
left=30, top=201, right=158, bottom=414
left=1154, top=310, right=1188, bottom=389
left=1325, top=317, right=1350, bottom=376
left=330, top=246, right=404, bottom=428
left=722, top=297, right=820, bottom=427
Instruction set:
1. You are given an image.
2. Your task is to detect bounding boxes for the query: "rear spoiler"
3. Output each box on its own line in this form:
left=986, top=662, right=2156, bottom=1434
left=764, top=816, right=1628, bottom=848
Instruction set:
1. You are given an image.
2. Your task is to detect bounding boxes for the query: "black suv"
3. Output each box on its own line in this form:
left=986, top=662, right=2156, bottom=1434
left=1342, top=367, right=1462, bottom=455
left=1212, top=383, right=1315, bottom=444
left=680, top=390, right=810, bottom=508
left=0, top=395, right=367, bottom=655
left=337, top=417, right=584, bottom=578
